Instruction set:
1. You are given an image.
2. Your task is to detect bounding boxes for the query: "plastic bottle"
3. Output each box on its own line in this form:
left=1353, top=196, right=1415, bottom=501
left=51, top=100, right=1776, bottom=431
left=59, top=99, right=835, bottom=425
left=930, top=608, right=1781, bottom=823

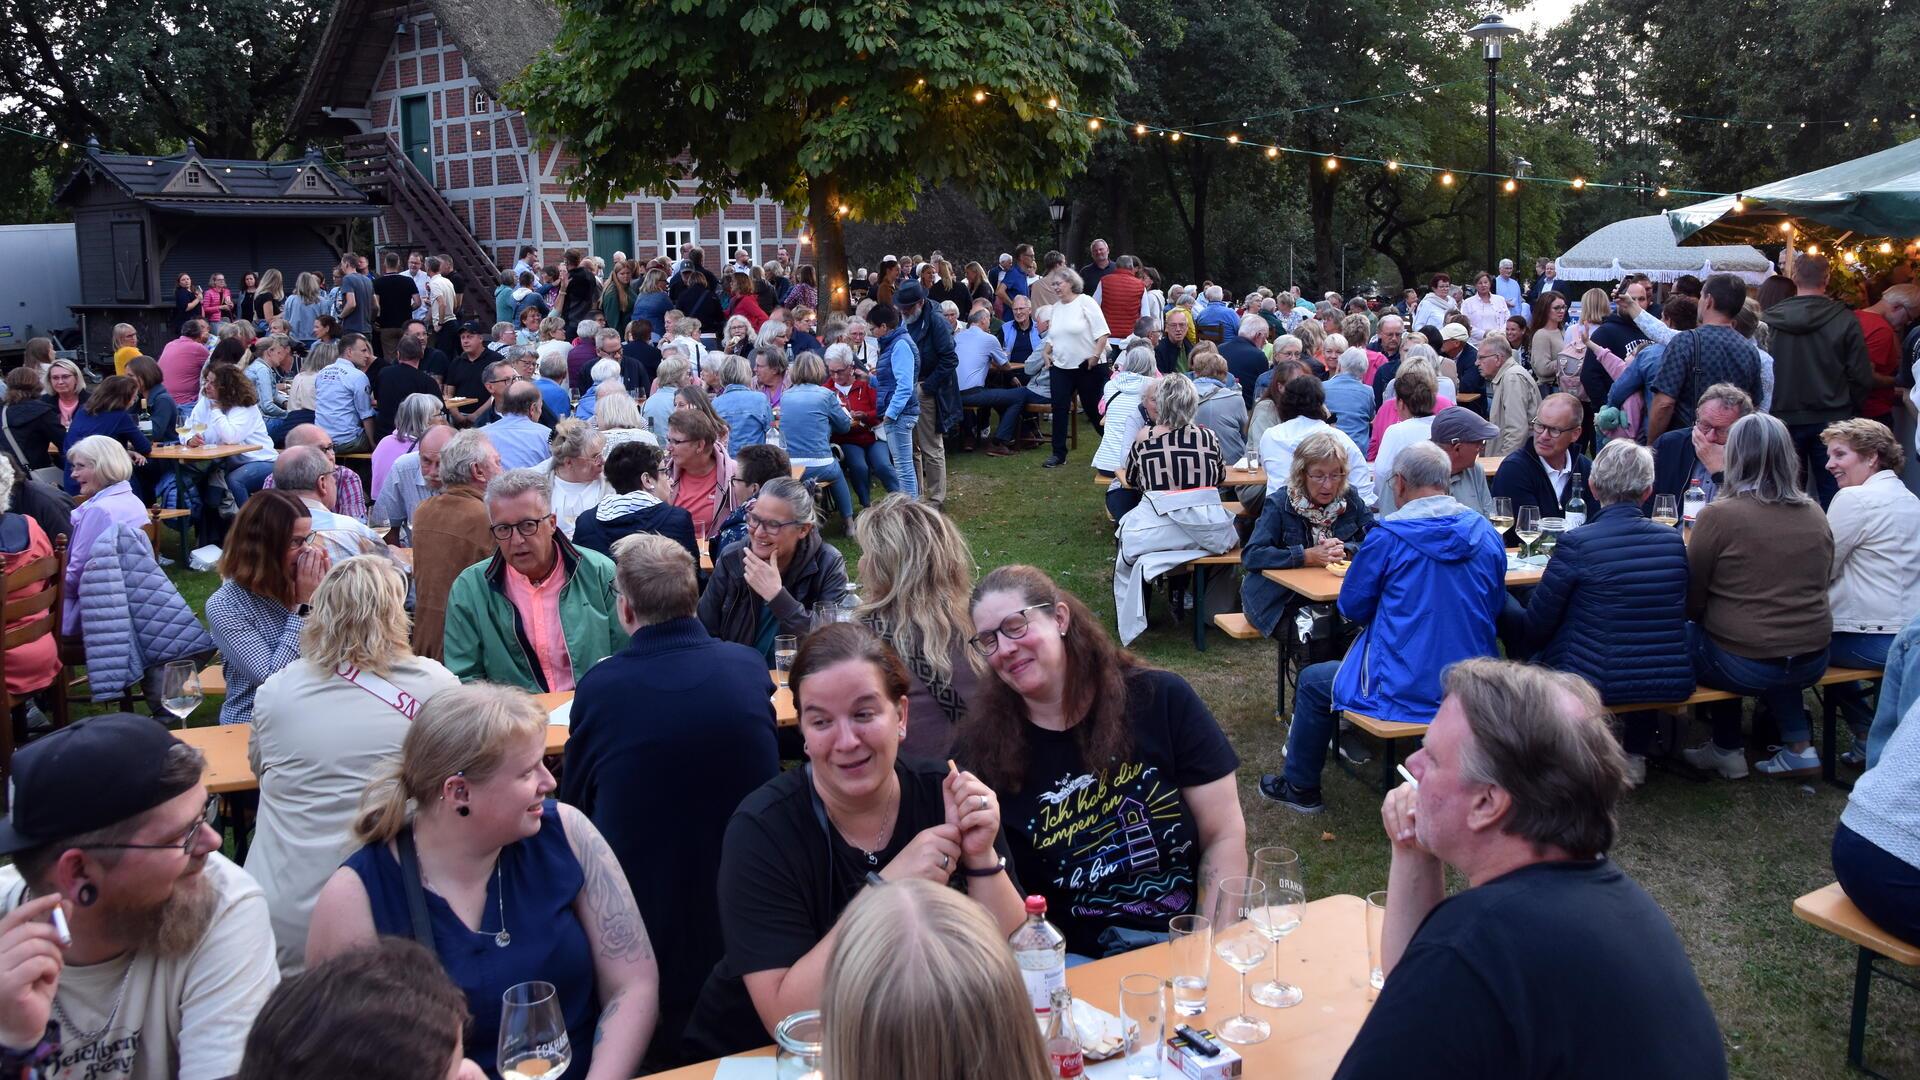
left=1010, top=895, right=1067, bottom=1032
left=1683, top=477, right=1707, bottom=524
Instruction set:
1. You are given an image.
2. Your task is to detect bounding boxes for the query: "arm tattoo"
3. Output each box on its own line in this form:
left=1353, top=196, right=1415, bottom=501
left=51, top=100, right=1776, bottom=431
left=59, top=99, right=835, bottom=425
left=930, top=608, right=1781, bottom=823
left=593, top=988, right=626, bottom=1047
left=573, top=816, right=654, bottom=963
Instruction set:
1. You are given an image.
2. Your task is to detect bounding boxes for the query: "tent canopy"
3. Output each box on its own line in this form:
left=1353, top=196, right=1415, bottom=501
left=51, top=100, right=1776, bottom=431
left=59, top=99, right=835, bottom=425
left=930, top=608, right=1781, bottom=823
left=1557, top=213, right=1773, bottom=285
left=1667, top=137, right=1920, bottom=247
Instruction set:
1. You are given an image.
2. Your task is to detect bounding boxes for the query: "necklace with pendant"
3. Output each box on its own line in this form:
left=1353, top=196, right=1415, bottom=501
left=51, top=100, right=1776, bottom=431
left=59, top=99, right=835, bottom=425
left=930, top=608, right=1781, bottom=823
left=490, top=860, right=511, bottom=947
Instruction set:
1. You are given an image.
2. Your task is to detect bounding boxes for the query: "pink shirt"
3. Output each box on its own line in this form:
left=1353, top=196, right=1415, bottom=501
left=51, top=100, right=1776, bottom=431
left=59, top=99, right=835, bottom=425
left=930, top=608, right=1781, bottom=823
left=503, top=556, right=574, bottom=692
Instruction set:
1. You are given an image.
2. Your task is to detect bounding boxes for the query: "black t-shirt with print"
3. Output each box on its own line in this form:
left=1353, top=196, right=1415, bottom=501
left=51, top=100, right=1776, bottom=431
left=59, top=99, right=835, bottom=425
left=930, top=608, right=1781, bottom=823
left=997, top=667, right=1239, bottom=957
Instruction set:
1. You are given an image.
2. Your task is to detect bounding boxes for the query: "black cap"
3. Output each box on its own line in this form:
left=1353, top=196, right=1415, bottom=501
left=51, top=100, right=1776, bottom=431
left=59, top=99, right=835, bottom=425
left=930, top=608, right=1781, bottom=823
left=458, top=320, right=486, bottom=335
left=0, top=714, right=190, bottom=855
left=893, top=280, right=927, bottom=307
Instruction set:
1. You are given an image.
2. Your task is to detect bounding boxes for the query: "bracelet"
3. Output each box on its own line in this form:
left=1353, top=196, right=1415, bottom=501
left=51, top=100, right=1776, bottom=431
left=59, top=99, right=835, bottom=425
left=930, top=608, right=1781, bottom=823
left=961, top=855, right=1007, bottom=879
left=0, top=1022, right=59, bottom=1078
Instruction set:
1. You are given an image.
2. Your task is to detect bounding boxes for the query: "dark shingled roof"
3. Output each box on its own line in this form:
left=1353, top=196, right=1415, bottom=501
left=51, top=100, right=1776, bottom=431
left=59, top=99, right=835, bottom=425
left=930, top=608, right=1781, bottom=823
left=55, top=148, right=380, bottom=218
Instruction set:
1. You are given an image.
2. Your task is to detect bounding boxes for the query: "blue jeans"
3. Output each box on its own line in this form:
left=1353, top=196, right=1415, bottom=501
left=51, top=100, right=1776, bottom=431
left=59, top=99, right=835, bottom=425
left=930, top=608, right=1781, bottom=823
left=801, top=461, right=855, bottom=526
left=1282, top=660, right=1340, bottom=790
left=838, top=441, right=899, bottom=507
left=1833, top=821, right=1920, bottom=944
left=224, top=459, right=275, bottom=508
left=886, top=410, right=919, bottom=498
left=1828, top=631, right=1892, bottom=740
left=1787, top=422, right=1839, bottom=509
left=960, top=385, right=1032, bottom=442
left=1689, top=623, right=1828, bottom=748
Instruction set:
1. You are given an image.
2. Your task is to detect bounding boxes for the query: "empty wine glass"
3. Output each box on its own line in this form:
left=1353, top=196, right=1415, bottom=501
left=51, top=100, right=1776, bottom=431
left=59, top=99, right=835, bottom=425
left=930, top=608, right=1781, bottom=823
left=1249, top=846, right=1305, bottom=1008
left=499, top=981, right=571, bottom=1080
left=1209, top=877, right=1270, bottom=1045
left=158, top=660, right=202, bottom=728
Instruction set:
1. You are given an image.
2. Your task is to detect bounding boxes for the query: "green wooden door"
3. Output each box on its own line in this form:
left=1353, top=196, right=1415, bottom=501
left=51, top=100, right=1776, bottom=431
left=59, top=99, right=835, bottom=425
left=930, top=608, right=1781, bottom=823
left=400, top=95, right=433, bottom=181
left=592, top=222, right=634, bottom=265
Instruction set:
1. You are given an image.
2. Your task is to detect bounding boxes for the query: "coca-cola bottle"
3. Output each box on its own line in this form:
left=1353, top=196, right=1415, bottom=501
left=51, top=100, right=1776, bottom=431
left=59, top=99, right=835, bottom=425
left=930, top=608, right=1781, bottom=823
left=1045, top=986, right=1084, bottom=1078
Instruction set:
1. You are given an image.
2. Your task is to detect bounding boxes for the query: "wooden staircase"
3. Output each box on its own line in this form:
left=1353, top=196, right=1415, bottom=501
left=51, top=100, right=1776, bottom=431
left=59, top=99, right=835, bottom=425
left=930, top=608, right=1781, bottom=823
left=340, top=132, right=497, bottom=310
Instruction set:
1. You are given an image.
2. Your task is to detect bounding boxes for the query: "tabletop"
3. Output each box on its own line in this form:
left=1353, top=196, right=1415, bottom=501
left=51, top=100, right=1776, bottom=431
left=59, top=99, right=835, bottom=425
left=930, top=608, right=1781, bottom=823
left=1478, top=456, right=1501, bottom=476
left=149, top=443, right=267, bottom=462
left=649, top=894, right=1373, bottom=1080
left=1263, top=556, right=1544, bottom=603
left=182, top=682, right=796, bottom=793
left=1096, top=465, right=1267, bottom=489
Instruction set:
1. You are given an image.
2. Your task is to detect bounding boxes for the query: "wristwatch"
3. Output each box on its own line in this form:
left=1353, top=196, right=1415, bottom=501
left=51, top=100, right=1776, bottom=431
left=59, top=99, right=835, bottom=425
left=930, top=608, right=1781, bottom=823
left=961, top=855, right=1008, bottom=879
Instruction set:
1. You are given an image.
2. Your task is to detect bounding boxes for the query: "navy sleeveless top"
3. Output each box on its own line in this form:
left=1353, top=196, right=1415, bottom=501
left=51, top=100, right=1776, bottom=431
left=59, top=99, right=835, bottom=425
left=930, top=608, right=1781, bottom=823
left=344, top=800, right=599, bottom=1077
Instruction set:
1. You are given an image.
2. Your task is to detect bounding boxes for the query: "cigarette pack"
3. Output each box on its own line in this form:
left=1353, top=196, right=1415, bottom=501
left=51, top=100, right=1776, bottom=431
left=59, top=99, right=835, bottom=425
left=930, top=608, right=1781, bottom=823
left=1165, top=1030, right=1243, bottom=1079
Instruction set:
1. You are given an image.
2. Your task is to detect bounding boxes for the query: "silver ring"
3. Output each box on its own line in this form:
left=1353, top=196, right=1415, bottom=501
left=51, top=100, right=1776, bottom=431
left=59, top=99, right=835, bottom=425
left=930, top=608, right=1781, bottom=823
left=976, top=795, right=989, bottom=811
left=939, top=854, right=950, bottom=869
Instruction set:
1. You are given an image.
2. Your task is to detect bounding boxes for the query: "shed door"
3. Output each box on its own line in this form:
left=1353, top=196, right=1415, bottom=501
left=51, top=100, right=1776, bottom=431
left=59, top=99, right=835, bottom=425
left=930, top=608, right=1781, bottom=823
left=401, top=95, right=434, bottom=182
left=111, top=221, right=148, bottom=303
left=592, top=222, right=633, bottom=266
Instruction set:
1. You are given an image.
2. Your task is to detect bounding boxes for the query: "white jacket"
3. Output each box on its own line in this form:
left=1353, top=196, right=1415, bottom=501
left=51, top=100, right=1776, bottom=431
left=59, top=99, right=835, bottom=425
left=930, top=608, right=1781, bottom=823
left=1092, top=370, right=1155, bottom=472
left=1828, top=470, right=1920, bottom=634
left=1259, top=416, right=1375, bottom=507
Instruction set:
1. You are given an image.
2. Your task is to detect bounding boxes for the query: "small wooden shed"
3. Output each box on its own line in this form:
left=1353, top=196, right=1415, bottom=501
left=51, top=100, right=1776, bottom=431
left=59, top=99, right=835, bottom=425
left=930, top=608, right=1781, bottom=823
left=55, top=142, right=382, bottom=362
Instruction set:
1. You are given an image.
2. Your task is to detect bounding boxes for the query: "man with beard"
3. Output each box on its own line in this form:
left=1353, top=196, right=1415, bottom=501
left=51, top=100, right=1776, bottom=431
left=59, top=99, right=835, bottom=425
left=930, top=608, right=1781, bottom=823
left=0, top=714, right=279, bottom=1079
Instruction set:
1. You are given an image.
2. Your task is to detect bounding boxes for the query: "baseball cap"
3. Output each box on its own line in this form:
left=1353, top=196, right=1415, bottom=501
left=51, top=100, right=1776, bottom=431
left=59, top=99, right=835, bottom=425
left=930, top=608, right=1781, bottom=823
left=0, top=714, right=191, bottom=855
left=1438, top=323, right=1471, bottom=344
left=1430, top=406, right=1499, bottom=446
left=458, top=320, right=486, bottom=335
left=893, top=281, right=928, bottom=307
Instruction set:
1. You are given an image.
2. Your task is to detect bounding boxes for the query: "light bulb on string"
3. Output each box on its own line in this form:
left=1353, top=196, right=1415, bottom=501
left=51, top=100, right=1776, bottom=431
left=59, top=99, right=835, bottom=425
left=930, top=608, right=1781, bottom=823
left=1780, top=222, right=1794, bottom=234
left=1571, top=177, right=1586, bottom=189
left=1386, top=160, right=1399, bottom=171
left=1440, top=172, right=1454, bottom=186
left=1046, top=96, right=1058, bottom=109
left=1134, top=123, right=1147, bottom=136
left=1721, top=121, right=1729, bottom=128
left=1503, top=178, right=1516, bottom=193
left=1170, top=131, right=1181, bottom=142
left=1324, top=156, right=1339, bottom=171
left=1227, top=133, right=1239, bottom=145
left=1087, top=117, right=1101, bottom=131
left=1265, top=146, right=1278, bottom=159
left=1656, top=186, right=1669, bottom=197
left=1805, top=243, right=1820, bottom=255
left=1880, top=241, right=1894, bottom=254
left=972, top=90, right=986, bottom=104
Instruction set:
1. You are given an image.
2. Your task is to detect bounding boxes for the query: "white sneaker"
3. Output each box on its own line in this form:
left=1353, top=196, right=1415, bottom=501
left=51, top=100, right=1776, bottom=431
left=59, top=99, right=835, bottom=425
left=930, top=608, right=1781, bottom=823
left=1623, top=753, right=1647, bottom=787
left=1753, top=745, right=1820, bottom=779
left=1681, top=742, right=1749, bottom=779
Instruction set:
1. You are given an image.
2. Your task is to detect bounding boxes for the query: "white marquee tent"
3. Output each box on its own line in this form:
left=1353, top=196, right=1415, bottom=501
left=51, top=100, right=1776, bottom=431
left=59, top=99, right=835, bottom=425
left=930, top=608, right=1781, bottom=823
left=1557, top=213, right=1774, bottom=285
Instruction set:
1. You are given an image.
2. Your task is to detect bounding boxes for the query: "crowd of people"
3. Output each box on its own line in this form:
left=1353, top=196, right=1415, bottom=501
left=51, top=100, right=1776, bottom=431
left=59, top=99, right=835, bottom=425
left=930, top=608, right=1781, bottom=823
left=1, top=235, right=1918, bottom=1080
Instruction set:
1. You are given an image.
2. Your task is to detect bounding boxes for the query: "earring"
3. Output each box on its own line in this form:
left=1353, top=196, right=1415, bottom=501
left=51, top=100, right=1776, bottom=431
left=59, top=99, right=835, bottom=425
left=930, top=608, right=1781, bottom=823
left=456, top=806, right=471, bottom=817
left=77, top=884, right=97, bottom=907
left=1060, top=627, right=1068, bottom=637
left=898, top=729, right=907, bottom=740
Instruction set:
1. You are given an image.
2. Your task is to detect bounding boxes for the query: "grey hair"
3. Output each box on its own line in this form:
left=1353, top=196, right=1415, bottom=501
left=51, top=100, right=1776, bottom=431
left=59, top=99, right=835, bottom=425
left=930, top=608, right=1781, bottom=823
left=756, top=320, right=789, bottom=347
left=272, top=445, right=332, bottom=493
left=1154, top=373, right=1199, bottom=429
left=596, top=327, right=621, bottom=349
left=1118, top=343, right=1157, bottom=377
left=484, top=467, right=553, bottom=512
left=539, top=354, right=569, bottom=381
left=715, top=353, right=752, bottom=388
left=1393, top=440, right=1452, bottom=490
left=756, top=475, right=816, bottom=526
left=655, top=356, right=691, bottom=389
left=1588, top=439, right=1654, bottom=506
left=394, top=393, right=443, bottom=442
left=1203, top=285, right=1224, bottom=302
left=575, top=319, right=598, bottom=338
left=1377, top=314, right=1404, bottom=331
left=504, top=344, right=536, bottom=367
left=593, top=392, right=643, bottom=431
left=589, top=358, right=621, bottom=386
left=439, top=429, right=496, bottom=488
left=1053, top=266, right=1085, bottom=295
left=1236, top=316, right=1269, bottom=342
left=967, top=307, right=991, bottom=328
left=1337, top=346, right=1369, bottom=378
left=1723, top=412, right=1811, bottom=506
left=824, top=343, right=856, bottom=369
left=1273, top=333, right=1302, bottom=355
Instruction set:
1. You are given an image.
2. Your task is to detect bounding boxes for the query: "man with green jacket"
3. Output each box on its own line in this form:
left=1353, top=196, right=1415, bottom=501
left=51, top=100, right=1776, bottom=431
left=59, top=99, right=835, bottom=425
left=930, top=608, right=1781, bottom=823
left=443, top=469, right=629, bottom=690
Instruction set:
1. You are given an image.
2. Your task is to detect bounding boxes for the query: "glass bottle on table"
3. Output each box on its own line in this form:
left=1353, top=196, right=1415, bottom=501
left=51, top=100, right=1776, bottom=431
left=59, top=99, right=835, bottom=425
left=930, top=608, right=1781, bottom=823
left=1563, top=472, right=1588, bottom=530
left=1011, top=895, right=1068, bottom=1033
left=1044, top=985, right=1085, bottom=1078
left=1682, top=478, right=1707, bottom=525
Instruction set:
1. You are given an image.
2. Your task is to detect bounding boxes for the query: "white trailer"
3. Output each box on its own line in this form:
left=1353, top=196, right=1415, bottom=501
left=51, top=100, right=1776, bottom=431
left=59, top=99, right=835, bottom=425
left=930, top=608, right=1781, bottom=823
left=0, top=223, right=81, bottom=358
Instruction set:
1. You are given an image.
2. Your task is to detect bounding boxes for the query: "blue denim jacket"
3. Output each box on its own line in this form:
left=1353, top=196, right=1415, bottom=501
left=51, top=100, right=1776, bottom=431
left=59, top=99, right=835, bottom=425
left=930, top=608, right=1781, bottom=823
left=712, top=383, right=773, bottom=448
left=873, top=327, right=921, bottom=423
left=1869, top=619, right=1920, bottom=768
left=778, top=384, right=850, bottom=460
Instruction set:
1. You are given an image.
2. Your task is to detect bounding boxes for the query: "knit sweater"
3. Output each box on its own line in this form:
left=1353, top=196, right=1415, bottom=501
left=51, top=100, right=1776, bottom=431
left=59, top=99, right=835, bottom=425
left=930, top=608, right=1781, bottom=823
left=1686, top=494, right=1832, bottom=658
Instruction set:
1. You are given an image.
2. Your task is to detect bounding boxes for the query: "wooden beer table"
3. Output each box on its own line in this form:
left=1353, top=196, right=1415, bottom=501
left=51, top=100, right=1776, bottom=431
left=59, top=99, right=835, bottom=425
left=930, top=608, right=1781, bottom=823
left=146, top=443, right=269, bottom=551
left=648, top=894, right=1373, bottom=1079
left=1261, top=555, right=1545, bottom=604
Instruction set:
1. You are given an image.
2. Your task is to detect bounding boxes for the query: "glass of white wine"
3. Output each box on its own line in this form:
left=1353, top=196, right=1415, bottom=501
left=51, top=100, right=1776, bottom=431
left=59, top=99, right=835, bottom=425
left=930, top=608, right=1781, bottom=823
left=158, top=660, right=202, bottom=728
left=175, top=421, right=195, bottom=445
left=1652, top=494, right=1680, bottom=528
left=499, top=981, right=571, bottom=1080
left=1514, top=504, right=1542, bottom=558
left=1209, top=876, right=1271, bottom=1045
left=1489, top=497, right=1514, bottom=540
left=1249, top=846, right=1305, bottom=1009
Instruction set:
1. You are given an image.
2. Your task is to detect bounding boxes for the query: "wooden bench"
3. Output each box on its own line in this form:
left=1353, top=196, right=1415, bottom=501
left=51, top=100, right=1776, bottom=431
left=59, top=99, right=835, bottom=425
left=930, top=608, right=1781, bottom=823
left=1340, top=710, right=1431, bottom=791
left=1211, top=612, right=1263, bottom=640
left=1025, top=402, right=1077, bottom=449
left=1182, top=549, right=1242, bottom=652
left=1794, top=882, right=1920, bottom=1076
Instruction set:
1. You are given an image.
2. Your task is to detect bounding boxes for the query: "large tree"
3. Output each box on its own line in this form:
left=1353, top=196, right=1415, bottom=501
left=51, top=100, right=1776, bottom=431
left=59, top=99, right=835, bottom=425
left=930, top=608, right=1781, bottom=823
left=0, top=0, right=327, bottom=160
left=510, top=0, right=1137, bottom=310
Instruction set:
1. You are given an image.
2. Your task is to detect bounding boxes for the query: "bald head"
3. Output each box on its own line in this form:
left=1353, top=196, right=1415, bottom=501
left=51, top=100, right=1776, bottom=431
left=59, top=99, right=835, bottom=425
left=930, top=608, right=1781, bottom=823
left=284, top=424, right=332, bottom=452
left=418, top=423, right=455, bottom=490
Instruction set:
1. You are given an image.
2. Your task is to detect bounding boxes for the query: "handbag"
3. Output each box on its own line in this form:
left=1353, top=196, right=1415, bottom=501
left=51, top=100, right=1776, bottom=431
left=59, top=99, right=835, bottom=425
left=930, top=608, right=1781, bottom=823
left=396, top=828, right=441, bottom=961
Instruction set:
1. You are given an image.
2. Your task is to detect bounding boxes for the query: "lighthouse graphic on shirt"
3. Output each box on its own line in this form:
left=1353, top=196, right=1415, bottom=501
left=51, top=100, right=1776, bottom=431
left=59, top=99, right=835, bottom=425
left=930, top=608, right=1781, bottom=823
left=1026, top=762, right=1195, bottom=924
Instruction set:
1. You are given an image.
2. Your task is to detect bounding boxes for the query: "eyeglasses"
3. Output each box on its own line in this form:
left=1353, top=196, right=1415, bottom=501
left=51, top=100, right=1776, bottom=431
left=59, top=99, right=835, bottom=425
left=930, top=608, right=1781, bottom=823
left=488, top=515, right=552, bottom=540
left=667, top=436, right=695, bottom=447
left=82, top=794, right=220, bottom=857
left=746, top=513, right=802, bottom=534
left=1304, top=471, right=1345, bottom=486
left=967, top=602, right=1057, bottom=657
left=1530, top=420, right=1578, bottom=439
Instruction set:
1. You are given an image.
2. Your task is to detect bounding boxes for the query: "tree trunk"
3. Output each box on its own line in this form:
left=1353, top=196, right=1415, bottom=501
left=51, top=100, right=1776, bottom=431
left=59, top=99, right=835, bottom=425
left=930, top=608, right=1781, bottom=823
left=808, top=178, right=850, bottom=314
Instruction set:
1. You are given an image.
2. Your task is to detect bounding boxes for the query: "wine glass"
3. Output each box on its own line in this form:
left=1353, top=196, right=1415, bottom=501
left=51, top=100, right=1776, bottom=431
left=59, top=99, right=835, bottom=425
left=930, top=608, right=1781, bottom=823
left=158, top=660, right=202, bottom=728
left=1208, top=877, right=1270, bottom=1045
left=773, top=635, right=798, bottom=687
left=1514, top=504, right=1542, bottom=557
left=1249, top=847, right=1305, bottom=1009
left=1652, top=494, right=1680, bottom=528
left=175, top=420, right=195, bottom=445
left=1489, top=496, right=1514, bottom=536
left=499, top=981, right=572, bottom=1080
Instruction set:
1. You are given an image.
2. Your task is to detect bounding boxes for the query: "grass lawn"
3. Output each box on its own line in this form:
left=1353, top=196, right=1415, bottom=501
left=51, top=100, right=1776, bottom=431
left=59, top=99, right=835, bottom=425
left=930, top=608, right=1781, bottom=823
left=151, top=445, right=1914, bottom=1077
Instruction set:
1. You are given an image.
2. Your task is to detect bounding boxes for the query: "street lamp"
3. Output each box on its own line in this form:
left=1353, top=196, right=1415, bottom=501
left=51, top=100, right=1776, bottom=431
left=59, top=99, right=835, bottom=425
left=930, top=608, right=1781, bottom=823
left=1048, top=197, right=1070, bottom=253
left=1467, top=13, right=1521, bottom=272
left=1512, top=156, right=1531, bottom=270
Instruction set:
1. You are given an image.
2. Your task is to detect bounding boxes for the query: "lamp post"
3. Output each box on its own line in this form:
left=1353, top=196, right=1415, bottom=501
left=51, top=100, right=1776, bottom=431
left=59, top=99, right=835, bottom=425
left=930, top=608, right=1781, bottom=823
left=1512, top=156, right=1530, bottom=270
left=1048, top=197, right=1070, bottom=254
left=1467, top=14, right=1520, bottom=273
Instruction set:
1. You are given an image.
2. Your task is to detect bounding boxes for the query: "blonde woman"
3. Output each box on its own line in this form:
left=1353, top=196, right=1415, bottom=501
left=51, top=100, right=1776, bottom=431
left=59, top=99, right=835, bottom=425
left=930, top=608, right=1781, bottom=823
left=643, top=353, right=691, bottom=441
left=592, top=390, right=658, bottom=457
left=284, top=272, right=328, bottom=340
left=822, top=880, right=1049, bottom=1080
left=308, top=683, right=660, bottom=1080
left=253, top=268, right=286, bottom=323
left=247, top=555, right=461, bottom=973
left=536, top=314, right=572, bottom=372
left=854, top=495, right=978, bottom=761
left=286, top=341, right=336, bottom=416
left=544, top=417, right=608, bottom=537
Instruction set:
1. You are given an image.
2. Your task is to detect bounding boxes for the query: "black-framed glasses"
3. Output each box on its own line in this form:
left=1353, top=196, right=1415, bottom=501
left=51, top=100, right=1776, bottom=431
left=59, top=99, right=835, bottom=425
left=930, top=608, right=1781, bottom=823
left=968, top=602, right=1057, bottom=657
left=81, top=794, right=219, bottom=856
left=489, top=516, right=552, bottom=540
left=1530, top=420, right=1578, bottom=439
left=746, top=513, right=801, bottom=534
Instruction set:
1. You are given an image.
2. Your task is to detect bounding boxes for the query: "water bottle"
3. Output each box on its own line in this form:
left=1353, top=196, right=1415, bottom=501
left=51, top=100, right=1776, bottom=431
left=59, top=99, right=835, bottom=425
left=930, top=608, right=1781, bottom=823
left=1010, top=896, right=1067, bottom=1032
left=1682, top=478, right=1707, bottom=524
left=1563, top=472, right=1587, bottom=530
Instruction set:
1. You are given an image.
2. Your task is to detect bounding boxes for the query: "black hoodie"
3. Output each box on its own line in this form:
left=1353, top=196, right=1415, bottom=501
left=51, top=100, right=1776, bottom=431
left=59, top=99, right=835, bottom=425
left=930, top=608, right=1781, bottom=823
left=1763, top=294, right=1873, bottom=425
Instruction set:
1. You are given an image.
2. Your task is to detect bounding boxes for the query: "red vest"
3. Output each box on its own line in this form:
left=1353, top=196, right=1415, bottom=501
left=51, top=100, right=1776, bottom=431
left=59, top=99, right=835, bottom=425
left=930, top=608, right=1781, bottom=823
left=1097, top=272, right=1146, bottom=340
